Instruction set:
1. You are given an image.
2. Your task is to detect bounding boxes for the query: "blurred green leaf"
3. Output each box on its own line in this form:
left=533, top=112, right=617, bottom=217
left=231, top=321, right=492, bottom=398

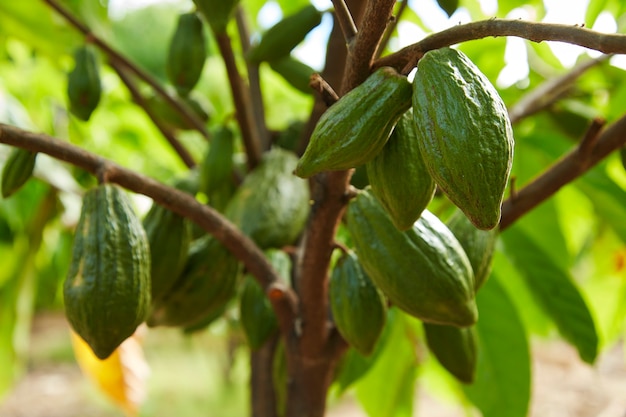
left=0, top=2, right=81, bottom=57
left=463, top=274, right=530, bottom=417
left=502, top=226, right=599, bottom=363
left=355, top=309, right=418, bottom=417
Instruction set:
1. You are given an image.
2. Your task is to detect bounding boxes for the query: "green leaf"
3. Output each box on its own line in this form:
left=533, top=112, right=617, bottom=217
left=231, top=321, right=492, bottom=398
left=355, top=309, right=418, bottom=417
left=463, top=274, right=530, bottom=417
left=502, top=226, right=599, bottom=363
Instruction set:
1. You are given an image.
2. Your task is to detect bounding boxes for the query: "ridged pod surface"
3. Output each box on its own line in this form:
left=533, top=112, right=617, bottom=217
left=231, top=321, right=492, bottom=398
left=147, top=235, right=240, bottom=327
left=346, top=189, right=477, bottom=327
left=295, top=67, right=412, bottom=178
left=64, top=185, right=151, bottom=359
left=1, top=148, right=37, bottom=198
left=67, top=45, right=101, bottom=121
left=446, top=210, right=498, bottom=291
left=166, top=12, right=207, bottom=96
left=225, top=148, right=310, bottom=249
left=330, top=251, right=387, bottom=356
left=199, top=126, right=235, bottom=211
left=366, top=110, right=436, bottom=230
left=413, top=47, right=514, bottom=230
left=247, top=5, right=322, bottom=64
left=423, top=322, right=477, bottom=384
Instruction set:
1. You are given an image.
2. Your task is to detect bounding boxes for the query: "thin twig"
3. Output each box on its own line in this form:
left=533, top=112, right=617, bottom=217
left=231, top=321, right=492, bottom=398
left=109, top=59, right=196, bottom=168
left=236, top=6, right=271, bottom=151
left=374, top=18, right=626, bottom=73
left=331, top=0, right=358, bottom=45
left=215, top=32, right=263, bottom=169
left=310, top=74, right=339, bottom=107
left=509, top=55, right=609, bottom=124
left=341, top=0, right=397, bottom=92
left=374, top=0, right=409, bottom=59
left=499, top=114, right=626, bottom=230
left=0, top=123, right=290, bottom=295
left=43, top=0, right=210, bottom=139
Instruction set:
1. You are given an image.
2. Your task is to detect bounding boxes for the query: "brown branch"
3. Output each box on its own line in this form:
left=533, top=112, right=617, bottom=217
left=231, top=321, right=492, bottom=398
left=509, top=55, right=609, bottom=124
left=296, top=0, right=370, bottom=360
left=331, top=0, right=358, bottom=45
left=310, top=74, right=339, bottom=107
left=215, top=32, right=262, bottom=169
left=341, top=0, right=397, bottom=93
left=43, top=0, right=210, bottom=139
left=268, top=283, right=299, bottom=340
left=236, top=6, right=271, bottom=151
left=499, top=114, right=626, bottom=230
left=374, top=18, right=626, bottom=73
left=374, top=0, right=409, bottom=59
left=0, top=123, right=292, bottom=297
left=108, top=59, right=196, bottom=168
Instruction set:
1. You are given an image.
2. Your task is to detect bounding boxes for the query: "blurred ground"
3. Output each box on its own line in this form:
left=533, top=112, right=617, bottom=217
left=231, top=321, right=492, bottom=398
left=1, top=312, right=625, bottom=417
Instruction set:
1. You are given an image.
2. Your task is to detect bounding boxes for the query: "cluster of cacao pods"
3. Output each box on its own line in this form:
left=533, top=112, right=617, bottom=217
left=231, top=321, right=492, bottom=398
left=313, top=47, right=511, bottom=382
left=296, top=47, right=514, bottom=231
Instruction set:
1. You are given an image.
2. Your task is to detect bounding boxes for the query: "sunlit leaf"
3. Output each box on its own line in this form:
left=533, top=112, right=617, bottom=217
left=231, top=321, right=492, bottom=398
left=71, top=328, right=150, bottom=416
left=502, top=226, right=599, bottom=363
left=463, top=274, right=530, bottom=417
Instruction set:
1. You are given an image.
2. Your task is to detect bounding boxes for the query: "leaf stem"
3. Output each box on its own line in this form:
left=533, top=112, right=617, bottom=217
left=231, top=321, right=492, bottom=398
left=236, top=6, right=271, bottom=151
left=331, top=0, right=358, bottom=46
left=215, top=32, right=263, bottom=169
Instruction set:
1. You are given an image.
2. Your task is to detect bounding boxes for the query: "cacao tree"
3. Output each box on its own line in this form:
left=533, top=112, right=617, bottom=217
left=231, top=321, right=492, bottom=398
left=1, top=0, right=626, bottom=416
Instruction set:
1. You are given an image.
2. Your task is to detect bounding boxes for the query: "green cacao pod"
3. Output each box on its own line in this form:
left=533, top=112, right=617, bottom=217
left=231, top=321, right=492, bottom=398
left=346, top=189, right=477, bottom=327
left=147, top=235, right=240, bottom=327
left=366, top=110, right=436, bottom=230
left=247, top=5, right=322, bottom=64
left=166, top=12, right=207, bottom=97
left=225, top=148, right=310, bottom=249
left=67, top=45, right=101, bottom=121
left=193, top=0, right=239, bottom=34
left=295, top=67, right=412, bottom=178
left=199, top=126, right=235, bottom=211
left=423, top=322, right=477, bottom=384
left=412, top=47, right=514, bottom=230
left=1, top=148, right=37, bottom=198
left=239, top=249, right=290, bottom=349
left=268, top=56, right=316, bottom=94
left=446, top=210, right=498, bottom=291
left=142, top=201, right=192, bottom=303
left=239, top=275, right=275, bottom=349
left=330, top=251, right=387, bottom=356
left=64, top=184, right=151, bottom=359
